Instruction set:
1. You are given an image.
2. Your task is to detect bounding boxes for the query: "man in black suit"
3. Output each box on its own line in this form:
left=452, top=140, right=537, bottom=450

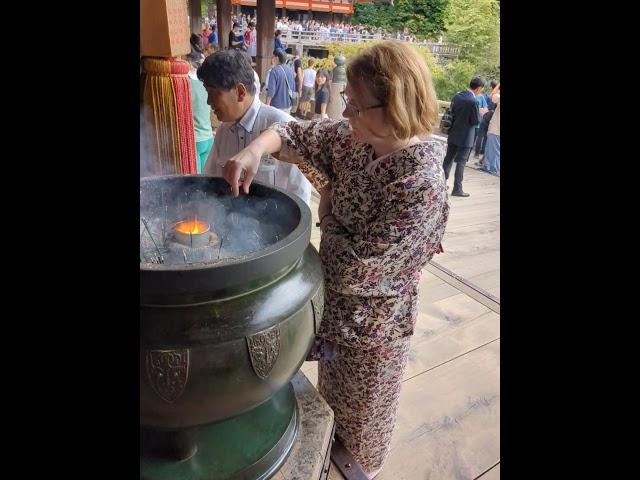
left=442, top=77, right=484, bottom=197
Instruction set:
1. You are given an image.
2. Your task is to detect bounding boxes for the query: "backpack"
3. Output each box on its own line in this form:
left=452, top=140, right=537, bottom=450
left=279, top=65, right=298, bottom=105
left=440, top=107, right=453, bottom=134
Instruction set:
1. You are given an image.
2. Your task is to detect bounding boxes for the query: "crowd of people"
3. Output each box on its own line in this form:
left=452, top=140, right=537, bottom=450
left=200, top=13, right=441, bottom=48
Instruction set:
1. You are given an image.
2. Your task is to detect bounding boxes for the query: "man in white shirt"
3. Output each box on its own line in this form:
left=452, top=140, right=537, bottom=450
left=197, top=49, right=312, bottom=205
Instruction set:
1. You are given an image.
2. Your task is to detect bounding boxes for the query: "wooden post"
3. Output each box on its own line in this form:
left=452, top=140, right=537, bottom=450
left=189, top=0, right=202, bottom=34
left=257, top=0, right=275, bottom=85
left=216, top=0, right=231, bottom=49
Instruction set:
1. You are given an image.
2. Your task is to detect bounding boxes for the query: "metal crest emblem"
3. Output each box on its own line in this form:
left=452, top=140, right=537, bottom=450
left=246, top=325, right=281, bottom=379
left=145, top=349, right=190, bottom=403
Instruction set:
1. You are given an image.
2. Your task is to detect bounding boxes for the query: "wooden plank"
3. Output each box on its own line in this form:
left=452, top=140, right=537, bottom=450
left=404, top=311, right=499, bottom=381
left=476, top=462, right=500, bottom=480
left=466, top=270, right=500, bottom=295
left=432, top=251, right=500, bottom=283
left=426, top=262, right=499, bottom=314
left=419, top=279, right=462, bottom=304
left=375, top=341, right=500, bottom=480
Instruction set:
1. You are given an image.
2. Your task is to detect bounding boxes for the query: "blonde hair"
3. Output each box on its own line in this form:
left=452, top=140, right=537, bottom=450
left=346, top=41, right=439, bottom=140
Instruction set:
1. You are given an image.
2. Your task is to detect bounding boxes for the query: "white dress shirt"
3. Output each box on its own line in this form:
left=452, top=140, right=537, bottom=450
left=203, top=95, right=312, bottom=206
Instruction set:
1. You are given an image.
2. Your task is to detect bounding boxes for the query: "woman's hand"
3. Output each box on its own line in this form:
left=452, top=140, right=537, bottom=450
left=222, top=129, right=284, bottom=196
left=223, top=144, right=262, bottom=196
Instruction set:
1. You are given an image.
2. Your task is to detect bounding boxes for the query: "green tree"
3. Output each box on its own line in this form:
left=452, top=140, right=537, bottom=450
left=353, top=0, right=449, bottom=38
left=444, top=0, right=500, bottom=72
left=393, top=0, right=449, bottom=37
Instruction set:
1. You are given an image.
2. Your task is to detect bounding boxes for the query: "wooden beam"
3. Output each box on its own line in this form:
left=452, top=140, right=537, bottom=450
left=189, top=0, right=202, bottom=35
left=257, top=0, right=275, bottom=85
left=216, top=0, right=232, bottom=50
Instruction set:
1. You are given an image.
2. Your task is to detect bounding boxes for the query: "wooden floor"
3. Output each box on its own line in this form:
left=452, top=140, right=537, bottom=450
left=304, top=161, right=500, bottom=480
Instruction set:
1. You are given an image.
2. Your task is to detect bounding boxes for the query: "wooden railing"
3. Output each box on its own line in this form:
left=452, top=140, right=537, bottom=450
left=279, top=29, right=460, bottom=58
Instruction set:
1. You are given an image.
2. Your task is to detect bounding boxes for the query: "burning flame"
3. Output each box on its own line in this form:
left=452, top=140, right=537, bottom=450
left=175, top=219, right=209, bottom=235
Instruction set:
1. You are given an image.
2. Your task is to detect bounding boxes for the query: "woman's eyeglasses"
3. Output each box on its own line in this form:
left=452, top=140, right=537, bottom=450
left=340, top=91, right=384, bottom=117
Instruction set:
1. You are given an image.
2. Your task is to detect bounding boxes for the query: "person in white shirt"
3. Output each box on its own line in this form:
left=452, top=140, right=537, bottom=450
left=295, top=58, right=317, bottom=119
left=198, top=49, right=312, bottom=205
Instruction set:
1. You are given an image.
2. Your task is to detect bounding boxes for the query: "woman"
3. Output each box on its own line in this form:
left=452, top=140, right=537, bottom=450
left=187, top=33, right=205, bottom=65
left=201, top=24, right=211, bottom=48
left=273, top=29, right=285, bottom=54
left=186, top=57, right=213, bottom=173
left=223, top=41, right=449, bottom=479
left=245, top=22, right=257, bottom=61
left=296, top=58, right=317, bottom=118
left=482, top=82, right=500, bottom=175
left=228, top=23, right=245, bottom=51
left=313, top=69, right=331, bottom=119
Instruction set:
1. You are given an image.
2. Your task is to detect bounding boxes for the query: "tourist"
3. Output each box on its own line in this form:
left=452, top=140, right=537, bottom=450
left=313, top=69, right=331, bottom=119
left=296, top=58, right=317, bottom=118
left=482, top=82, right=500, bottom=176
left=197, top=49, right=311, bottom=205
left=187, top=57, right=214, bottom=173
left=266, top=49, right=296, bottom=114
left=442, top=76, right=483, bottom=197
left=221, top=41, right=448, bottom=479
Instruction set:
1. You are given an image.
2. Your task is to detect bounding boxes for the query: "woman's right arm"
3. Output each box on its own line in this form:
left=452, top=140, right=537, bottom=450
left=223, top=120, right=341, bottom=195
left=223, top=129, right=282, bottom=196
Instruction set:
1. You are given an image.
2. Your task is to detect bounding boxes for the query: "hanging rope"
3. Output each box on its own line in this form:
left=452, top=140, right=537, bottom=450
left=141, top=57, right=197, bottom=175
left=170, top=59, right=197, bottom=175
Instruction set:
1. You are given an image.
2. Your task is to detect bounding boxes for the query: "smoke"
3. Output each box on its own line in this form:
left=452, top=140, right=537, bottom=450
left=140, top=178, right=299, bottom=266
left=140, top=108, right=157, bottom=178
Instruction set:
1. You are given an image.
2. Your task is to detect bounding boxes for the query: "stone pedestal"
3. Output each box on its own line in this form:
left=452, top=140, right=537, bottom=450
left=327, top=55, right=346, bottom=120
left=275, top=371, right=335, bottom=480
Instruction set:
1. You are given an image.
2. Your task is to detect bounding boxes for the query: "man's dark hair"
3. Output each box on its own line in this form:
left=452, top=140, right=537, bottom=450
left=248, top=22, right=255, bottom=28
left=190, top=33, right=203, bottom=53
left=275, top=29, right=282, bottom=37
left=490, top=80, right=498, bottom=89
left=470, top=77, right=485, bottom=90
left=232, top=22, right=240, bottom=29
left=197, top=49, right=256, bottom=95
left=273, top=48, right=286, bottom=64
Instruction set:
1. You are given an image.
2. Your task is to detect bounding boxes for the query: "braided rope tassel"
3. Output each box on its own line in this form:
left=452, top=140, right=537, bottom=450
left=170, top=59, right=197, bottom=174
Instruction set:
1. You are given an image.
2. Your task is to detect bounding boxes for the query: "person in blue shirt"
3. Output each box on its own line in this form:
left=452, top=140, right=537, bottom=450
left=229, top=23, right=245, bottom=50
left=474, top=80, right=498, bottom=161
left=274, top=30, right=285, bottom=54
left=208, top=28, right=218, bottom=47
left=473, top=92, right=489, bottom=156
left=484, top=80, right=498, bottom=112
left=266, top=49, right=296, bottom=113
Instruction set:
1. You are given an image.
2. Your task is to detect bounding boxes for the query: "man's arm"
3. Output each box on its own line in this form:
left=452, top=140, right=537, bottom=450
left=489, top=82, right=500, bottom=101
left=469, top=97, right=481, bottom=126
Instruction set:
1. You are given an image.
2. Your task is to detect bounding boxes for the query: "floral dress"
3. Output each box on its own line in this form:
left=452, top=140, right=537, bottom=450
left=271, top=119, right=449, bottom=471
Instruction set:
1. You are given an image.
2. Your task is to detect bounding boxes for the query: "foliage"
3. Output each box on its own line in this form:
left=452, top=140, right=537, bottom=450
left=353, top=0, right=449, bottom=38
left=301, top=41, right=474, bottom=101
left=444, top=0, right=500, bottom=73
